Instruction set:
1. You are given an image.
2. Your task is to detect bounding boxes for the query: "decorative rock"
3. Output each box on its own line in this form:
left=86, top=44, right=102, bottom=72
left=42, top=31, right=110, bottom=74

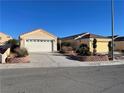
left=77, top=55, right=109, bottom=61
left=6, top=56, right=30, bottom=63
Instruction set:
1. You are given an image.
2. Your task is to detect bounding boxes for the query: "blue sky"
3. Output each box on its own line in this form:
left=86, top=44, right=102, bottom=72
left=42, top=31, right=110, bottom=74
left=0, top=0, right=124, bottom=39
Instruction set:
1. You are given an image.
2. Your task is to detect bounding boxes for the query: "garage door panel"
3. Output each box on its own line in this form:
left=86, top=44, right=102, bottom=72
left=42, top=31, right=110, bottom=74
left=25, top=39, right=52, bottom=52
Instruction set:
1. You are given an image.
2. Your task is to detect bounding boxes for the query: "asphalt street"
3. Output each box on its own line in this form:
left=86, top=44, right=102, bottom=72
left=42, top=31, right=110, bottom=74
left=0, top=65, right=124, bottom=93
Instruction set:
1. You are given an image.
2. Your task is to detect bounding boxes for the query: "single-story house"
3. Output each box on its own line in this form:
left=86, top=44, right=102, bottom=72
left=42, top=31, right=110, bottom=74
left=19, top=29, right=57, bottom=52
left=114, top=36, right=124, bottom=51
left=60, top=32, right=111, bottom=53
left=0, top=32, right=12, bottom=45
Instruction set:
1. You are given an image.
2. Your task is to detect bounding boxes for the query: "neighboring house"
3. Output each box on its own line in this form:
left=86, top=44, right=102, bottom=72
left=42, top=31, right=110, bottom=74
left=61, top=32, right=111, bottom=53
left=114, top=36, right=124, bottom=51
left=0, top=32, right=12, bottom=45
left=19, top=29, right=57, bottom=52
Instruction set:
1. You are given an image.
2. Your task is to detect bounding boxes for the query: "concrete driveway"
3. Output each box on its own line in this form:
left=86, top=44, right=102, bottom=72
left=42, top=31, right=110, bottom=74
left=0, top=52, right=124, bottom=69
left=27, top=52, right=124, bottom=67
left=29, top=52, right=82, bottom=66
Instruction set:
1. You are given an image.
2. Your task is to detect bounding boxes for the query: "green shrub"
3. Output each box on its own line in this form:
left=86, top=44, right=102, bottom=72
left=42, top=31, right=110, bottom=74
left=11, top=45, right=20, bottom=53
left=122, top=50, right=124, bottom=53
left=76, top=44, right=91, bottom=56
left=108, top=41, right=112, bottom=56
left=92, top=38, right=97, bottom=55
left=57, top=43, right=60, bottom=51
left=15, top=48, right=29, bottom=57
left=93, top=38, right=97, bottom=49
left=6, top=39, right=19, bottom=46
left=108, top=41, right=112, bottom=52
left=6, top=39, right=20, bottom=53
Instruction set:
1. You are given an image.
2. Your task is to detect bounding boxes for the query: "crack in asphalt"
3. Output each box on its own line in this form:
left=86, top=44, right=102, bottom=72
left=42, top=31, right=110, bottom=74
left=61, top=70, right=103, bottom=89
left=100, top=81, right=124, bottom=93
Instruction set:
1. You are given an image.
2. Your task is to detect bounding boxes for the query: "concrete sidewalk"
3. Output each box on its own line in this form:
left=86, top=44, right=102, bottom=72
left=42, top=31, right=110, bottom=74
left=0, top=53, right=124, bottom=69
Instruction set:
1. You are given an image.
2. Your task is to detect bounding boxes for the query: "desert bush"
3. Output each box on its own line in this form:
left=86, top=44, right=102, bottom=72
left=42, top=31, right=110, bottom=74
left=15, top=48, right=29, bottom=57
left=76, top=44, right=91, bottom=56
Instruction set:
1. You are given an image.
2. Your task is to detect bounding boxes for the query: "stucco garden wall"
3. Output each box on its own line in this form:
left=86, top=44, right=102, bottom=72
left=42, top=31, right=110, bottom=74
left=0, top=48, right=10, bottom=63
left=114, top=41, right=124, bottom=51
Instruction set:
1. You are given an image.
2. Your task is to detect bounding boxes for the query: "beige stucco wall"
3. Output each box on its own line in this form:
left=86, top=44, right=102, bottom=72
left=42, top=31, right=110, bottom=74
left=114, top=41, right=124, bottom=51
left=0, top=32, right=12, bottom=45
left=20, top=29, right=57, bottom=52
left=79, top=38, right=110, bottom=53
left=89, top=38, right=111, bottom=53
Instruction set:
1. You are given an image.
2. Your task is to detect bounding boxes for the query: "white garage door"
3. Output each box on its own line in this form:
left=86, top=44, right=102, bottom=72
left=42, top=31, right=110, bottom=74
left=25, top=39, right=53, bottom=52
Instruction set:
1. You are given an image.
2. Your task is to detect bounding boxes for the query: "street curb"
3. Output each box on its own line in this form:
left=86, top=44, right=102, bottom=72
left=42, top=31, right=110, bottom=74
left=0, top=60, right=124, bottom=69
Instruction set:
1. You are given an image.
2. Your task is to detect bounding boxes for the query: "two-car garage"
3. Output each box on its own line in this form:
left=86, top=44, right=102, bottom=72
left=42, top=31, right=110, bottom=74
left=25, top=39, right=54, bottom=52
left=19, top=29, right=57, bottom=53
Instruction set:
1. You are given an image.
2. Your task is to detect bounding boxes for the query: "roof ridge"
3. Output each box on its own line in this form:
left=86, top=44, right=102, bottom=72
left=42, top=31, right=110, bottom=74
left=0, top=32, right=12, bottom=38
left=61, top=32, right=89, bottom=39
left=19, top=28, right=57, bottom=38
left=61, top=32, right=109, bottom=39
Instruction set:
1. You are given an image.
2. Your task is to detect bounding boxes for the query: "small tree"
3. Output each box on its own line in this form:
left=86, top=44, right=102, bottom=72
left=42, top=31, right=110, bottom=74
left=5, top=39, right=19, bottom=53
left=108, top=41, right=112, bottom=56
left=15, top=48, right=29, bottom=57
left=6, top=39, right=19, bottom=46
left=92, top=38, right=97, bottom=55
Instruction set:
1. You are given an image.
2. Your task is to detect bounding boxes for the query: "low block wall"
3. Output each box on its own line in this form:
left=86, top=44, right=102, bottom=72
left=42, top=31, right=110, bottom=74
left=78, top=55, right=109, bottom=61
left=0, top=54, right=7, bottom=63
left=6, top=56, right=30, bottom=63
left=0, top=48, right=10, bottom=63
left=0, top=54, right=2, bottom=63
